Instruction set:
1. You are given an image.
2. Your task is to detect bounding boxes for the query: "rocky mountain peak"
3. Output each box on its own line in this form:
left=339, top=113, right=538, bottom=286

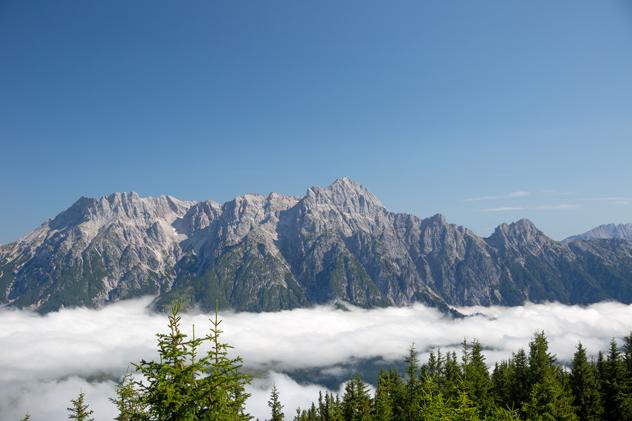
left=99, top=192, right=192, bottom=220
left=305, top=177, right=383, bottom=213
left=565, top=223, right=632, bottom=242
left=37, top=192, right=194, bottom=262
left=294, top=178, right=388, bottom=236
left=505, top=218, right=539, bottom=234
left=50, top=192, right=193, bottom=230
left=426, top=213, right=448, bottom=225
left=222, top=192, right=297, bottom=221
left=173, top=200, right=222, bottom=235
left=488, top=218, right=553, bottom=256
left=49, top=196, right=99, bottom=229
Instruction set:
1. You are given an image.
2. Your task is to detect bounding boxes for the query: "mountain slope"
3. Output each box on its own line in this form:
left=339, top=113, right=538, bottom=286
left=565, top=223, right=632, bottom=242
left=0, top=193, right=193, bottom=312
left=3, top=178, right=632, bottom=313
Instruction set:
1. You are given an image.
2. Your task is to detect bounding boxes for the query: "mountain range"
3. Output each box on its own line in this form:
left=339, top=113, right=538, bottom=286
left=1, top=177, right=632, bottom=314
left=564, top=223, right=632, bottom=242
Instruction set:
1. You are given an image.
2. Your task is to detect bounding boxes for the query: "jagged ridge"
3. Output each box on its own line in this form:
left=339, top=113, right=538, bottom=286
left=565, top=223, right=632, bottom=242
left=2, top=177, right=632, bottom=313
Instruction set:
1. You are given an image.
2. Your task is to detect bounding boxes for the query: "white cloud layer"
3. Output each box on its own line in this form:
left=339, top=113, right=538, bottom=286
left=2, top=299, right=632, bottom=420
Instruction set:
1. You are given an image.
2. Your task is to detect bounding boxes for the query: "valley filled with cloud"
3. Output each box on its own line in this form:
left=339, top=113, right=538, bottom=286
left=2, top=298, right=632, bottom=420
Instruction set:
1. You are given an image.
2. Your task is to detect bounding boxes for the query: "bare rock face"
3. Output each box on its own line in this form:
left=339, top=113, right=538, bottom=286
left=0, top=193, right=194, bottom=311
left=3, top=178, right=632, bottom=313
left=565, top=223, right=632, bottom=242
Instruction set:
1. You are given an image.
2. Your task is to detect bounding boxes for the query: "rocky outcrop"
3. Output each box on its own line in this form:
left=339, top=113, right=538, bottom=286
left=565, top=223, right=632, bottom=242
left=0, top=193, right=193, bottom=311
left=3, top=178, right=632, bottom=313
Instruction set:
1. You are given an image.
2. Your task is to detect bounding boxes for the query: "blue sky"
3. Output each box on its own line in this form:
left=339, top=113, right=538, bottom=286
left=1, top=0, right=631, bottom=243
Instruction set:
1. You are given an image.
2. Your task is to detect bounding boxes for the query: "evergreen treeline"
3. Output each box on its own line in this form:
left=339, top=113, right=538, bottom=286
left=22, top=306, right=632, bottom=421
left=294, top=333, right=632, bottom=421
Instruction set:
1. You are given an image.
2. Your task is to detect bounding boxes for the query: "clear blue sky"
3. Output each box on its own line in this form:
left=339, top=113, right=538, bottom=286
left=1, top=0, right=631, bottom=243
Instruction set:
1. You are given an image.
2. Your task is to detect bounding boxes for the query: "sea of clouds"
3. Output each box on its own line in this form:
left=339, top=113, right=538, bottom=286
left=2, top=298, right=632, bottom=420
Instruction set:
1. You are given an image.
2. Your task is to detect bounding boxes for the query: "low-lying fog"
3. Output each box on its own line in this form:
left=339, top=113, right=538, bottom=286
left=2, top=298, right=632, bottom=420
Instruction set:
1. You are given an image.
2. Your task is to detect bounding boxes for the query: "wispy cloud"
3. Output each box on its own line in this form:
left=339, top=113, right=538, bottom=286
left=482, top=203, right=579, bottom=212
left=464, top=191, right=530, bottom=202
left=468, top=189, right=630, bottom=211
left=577, top=197, right=632, bottom=205
left=541, top=190, right=575, bottom=196
left=535, top=203, right=580, bottom=210
left=483, top=206, right=526, bottom=212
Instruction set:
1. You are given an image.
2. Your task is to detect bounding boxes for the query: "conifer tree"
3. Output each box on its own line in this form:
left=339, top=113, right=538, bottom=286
left=417, top=375, right=448, bottom=421
left=569, top=343, right=603, bottom=421
left=67, top=392, right=95, bottom=421
left=522, top=332, right=577, bottom=420
left=623, top=333, right=632, bottom=379
left=374, top=368, right=405, bottom=421
left=373, top=370, right=394, bottom=421
left=342, top=375, right=372, bottom=421
left=134, top=305, right=199, bottom=420
left=450, top=391, right=480, bottom=421
left=527, top=332, right=555, bottom=386
left=601, top=338, right=632, bottom=421
left=462, top=340, right=491, bottom=415
left=424, top=349, right=437, bottom=379
left=443, top=350, right=462, bottom=404
left=404, top=344, right=424, bottom=420
left=111, top=373, right=148, bottom=421
left=509, top=348, right=530, bottom=407
left=317, top=391, right=343, bottom=421
left=623, top=333, right=632, bottom=419
left=490, top=361, right=513, bottom=409
left=406, top=344, right=420, bottom=391
left=596, top=350, right=606, bottom=388
left=132, top=304, right=251, bottom=421
left=269, top=385, right=284, bottom=421
left=199, top=307, right=252, bottom=420
left=334, top=394, right=344, bottom=421
left=294, top=403, right=319, bottom=421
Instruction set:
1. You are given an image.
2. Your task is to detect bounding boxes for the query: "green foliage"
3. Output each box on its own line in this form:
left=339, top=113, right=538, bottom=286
left=342, top=375, right=372, bottom=421
left=67, top=392, right=94, bottom=421
left=372, top=369, right=403, bottom=420
left=404, top=344, right=425, bottom=419
left=157, top=242, right=309, bottom=313
left=53, top=323, right=632, bottom=421
left=129, top=303, right=251, bottom=420
left=292, top=331, right=630, bottom=421
left=269, top=385, right=285, bottom=421
left=598, top=338, right=632, bottom=421
left=201, top=308, right=252, bottom=420
left=318, top=391, right=344, bottom=421
left=521, top=331, right=577, bottom=420
left=111, top=373, right=148, bottom=421
left=462, top=340, right=491, bottom=415
left=570, top=343, right=603, bottom=420
left=133, top=305, right=201, bottom=420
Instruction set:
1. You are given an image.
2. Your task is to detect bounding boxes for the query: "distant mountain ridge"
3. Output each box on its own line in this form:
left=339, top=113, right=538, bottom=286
left=564, top=223, right=632, bottom=242
left=2, top=178, right=632, bottom=313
